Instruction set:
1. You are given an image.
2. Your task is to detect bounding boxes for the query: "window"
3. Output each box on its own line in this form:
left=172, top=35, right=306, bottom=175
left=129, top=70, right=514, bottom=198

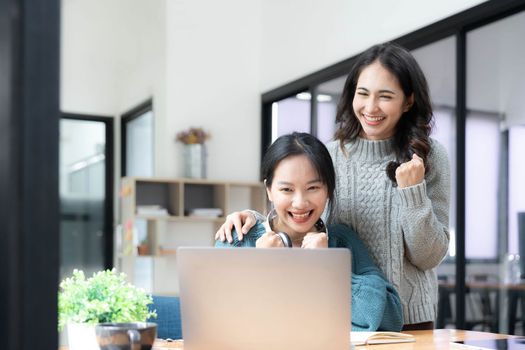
left=121, top=100, right=154, bottom=177
left=315, top=76, right=346, bottom=143
left=508, top=126, right=525, bottom=255
left=466, top=10, right=525, bottom=260
left=465, top=111, right=501, bottom=259
left=270, top=93, right=311, bottom=142
left=412, top=36, right=457, bottom=259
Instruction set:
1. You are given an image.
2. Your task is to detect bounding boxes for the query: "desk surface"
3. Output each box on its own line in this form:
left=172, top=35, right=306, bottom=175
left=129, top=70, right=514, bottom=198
left=142, top=329, right=518, bottom=349
left=60, top=329, right=517, bottom=349
left=439, top=281, right=525, bottom=291
left=370, top=329, right=513, bottom=349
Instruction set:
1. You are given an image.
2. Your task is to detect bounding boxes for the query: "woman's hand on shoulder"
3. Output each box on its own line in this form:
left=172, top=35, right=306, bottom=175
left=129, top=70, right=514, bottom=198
left=395, top=153, right=425, bottom=188
left=301, top=232, right=328, bottom=249
left=255, top=231, right=284, bottom=248
left=214, top=210, right=257, bottom=243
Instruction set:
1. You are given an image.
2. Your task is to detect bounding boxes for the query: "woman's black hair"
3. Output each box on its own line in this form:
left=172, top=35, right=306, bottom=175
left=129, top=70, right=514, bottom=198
left=261, top=132, right=336, bottom=221
left=335, top=42, right=434, bottom=185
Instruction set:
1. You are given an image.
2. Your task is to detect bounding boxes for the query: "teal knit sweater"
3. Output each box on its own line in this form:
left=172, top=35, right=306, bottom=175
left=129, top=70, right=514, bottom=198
left=215, top=222, right=403, bottom=332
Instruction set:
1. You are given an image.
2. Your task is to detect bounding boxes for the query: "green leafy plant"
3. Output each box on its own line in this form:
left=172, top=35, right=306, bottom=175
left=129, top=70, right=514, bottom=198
left=58, top=269, right=156, bottom=330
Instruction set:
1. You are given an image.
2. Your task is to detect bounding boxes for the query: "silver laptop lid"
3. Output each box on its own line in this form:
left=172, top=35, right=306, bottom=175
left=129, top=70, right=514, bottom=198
left=177, top=247, right=351, bottom=350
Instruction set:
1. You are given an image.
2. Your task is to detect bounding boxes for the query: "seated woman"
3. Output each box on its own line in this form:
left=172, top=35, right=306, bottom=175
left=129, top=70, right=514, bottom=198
left=215, top=132, right=403, bottom=331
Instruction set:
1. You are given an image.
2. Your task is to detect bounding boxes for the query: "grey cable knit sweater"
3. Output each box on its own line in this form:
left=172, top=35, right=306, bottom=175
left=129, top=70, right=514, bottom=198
left=326, top=137, right=450, bottom=325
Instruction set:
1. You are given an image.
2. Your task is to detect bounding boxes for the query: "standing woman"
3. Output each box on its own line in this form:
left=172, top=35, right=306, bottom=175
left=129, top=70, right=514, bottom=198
left=216, top=42, right=450, bottom=330
left=327, top=42, right=450, bottom=329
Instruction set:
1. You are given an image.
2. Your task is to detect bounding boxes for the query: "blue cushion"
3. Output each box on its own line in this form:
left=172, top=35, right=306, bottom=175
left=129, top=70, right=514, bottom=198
left=148, top=295, right=183, bottom=340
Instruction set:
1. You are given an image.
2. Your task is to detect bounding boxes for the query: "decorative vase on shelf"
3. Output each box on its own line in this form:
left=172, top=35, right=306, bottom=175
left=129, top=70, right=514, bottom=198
left=184, top=143, right=207, bottom=178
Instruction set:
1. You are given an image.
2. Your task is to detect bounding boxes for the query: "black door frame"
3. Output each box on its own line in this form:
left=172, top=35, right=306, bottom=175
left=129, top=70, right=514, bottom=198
left=0, top=0, right=60, bottom=349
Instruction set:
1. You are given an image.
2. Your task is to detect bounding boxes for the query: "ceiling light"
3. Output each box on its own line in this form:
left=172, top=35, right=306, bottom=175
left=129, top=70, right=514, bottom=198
left=296, top=92, right=311, bottom=100
left=295, top=92, right=332, bottom=102
left=317, top=94, right=332, bottom=102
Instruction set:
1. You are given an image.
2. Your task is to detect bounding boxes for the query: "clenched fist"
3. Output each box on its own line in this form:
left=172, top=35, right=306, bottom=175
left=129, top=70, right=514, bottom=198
left=395, top=153, right=425, bottom=188
left=301, top=232, right=328, bottom=249
left=256, top=231, right=285, bottom=248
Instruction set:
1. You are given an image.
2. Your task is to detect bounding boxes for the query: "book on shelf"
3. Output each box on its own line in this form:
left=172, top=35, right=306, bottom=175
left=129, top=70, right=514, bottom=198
left=350, top=331, right=415, bottom=346
left=136, top=205, right=169, bottom=216
left=187, top=208, right=223, bottom=218
left=158, top=245, right=177, bottom=256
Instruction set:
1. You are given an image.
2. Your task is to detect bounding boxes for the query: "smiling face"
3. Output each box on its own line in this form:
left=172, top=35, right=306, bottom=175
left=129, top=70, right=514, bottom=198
left=352, top=60, right=414, bottom=140
left=266, top=154, right=328, bottom=241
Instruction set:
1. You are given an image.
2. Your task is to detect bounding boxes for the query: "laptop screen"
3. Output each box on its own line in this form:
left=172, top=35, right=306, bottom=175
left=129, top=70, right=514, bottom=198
left=177, top=247, right=351, bottom=350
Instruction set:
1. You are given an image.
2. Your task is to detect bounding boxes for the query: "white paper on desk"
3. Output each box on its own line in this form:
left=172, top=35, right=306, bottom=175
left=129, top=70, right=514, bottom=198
left=449, top=343, right=488, bottom=349
left=351, top=331, right=416, bottom=345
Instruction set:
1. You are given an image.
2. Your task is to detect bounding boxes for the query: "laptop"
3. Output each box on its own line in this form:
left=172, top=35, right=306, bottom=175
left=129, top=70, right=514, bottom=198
left=177, top=247, right=351, bottom=350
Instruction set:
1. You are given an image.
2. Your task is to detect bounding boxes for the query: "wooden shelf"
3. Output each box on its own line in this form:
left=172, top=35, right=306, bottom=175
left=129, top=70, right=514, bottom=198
left=117, top=176, right=267, bottom=294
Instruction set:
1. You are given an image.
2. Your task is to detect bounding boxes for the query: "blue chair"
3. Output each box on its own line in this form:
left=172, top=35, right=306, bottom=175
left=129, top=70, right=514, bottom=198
left=148, top=295, right=183, bottom=340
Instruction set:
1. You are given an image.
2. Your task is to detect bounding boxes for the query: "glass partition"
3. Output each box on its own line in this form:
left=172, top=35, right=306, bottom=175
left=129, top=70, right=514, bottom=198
left=315, top=76, right=346, bottom=143
left=509, top=126, right=525, bottom=256
left=270, top=93, right=311, bottom=142
left=466, top=10, right=525, bottom=334
left=412, top=36, right=457, bottom=328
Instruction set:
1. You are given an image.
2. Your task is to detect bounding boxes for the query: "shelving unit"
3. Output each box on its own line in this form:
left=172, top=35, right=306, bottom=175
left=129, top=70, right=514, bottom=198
left=117, top=177, right=266, bottom=294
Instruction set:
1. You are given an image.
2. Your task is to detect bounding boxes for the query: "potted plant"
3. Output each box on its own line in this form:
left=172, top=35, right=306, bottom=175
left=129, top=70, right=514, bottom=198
left=137, top=238, right=150, bottom=256
left=58, top=269, right=157, bottom=350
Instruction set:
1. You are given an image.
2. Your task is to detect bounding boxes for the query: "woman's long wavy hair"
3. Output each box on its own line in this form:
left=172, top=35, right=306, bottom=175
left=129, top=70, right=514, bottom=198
left=334, top=42, right=434, bottom=185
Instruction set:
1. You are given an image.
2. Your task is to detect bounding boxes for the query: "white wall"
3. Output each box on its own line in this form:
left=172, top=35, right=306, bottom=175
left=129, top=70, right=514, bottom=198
left=61, top=0, right=489, bottom=183
left=61, top=0, right=122, bottom=115
left=61, top=0, right=167, bottom=221
left=163, top=0, right=262, bottom=180
left=260, top=0, right=487, bottom=92
left=61, top=0, right=166, bottom=115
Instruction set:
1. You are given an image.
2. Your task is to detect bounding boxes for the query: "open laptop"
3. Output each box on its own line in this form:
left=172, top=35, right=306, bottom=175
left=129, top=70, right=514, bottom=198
left=177, top=247, right=351, bottom=350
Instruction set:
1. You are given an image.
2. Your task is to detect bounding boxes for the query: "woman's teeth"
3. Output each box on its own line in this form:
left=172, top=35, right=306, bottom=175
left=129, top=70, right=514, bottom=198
left=364, top=114, right=385, bottom=121
left=290, top=211, right=311, bottom=218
